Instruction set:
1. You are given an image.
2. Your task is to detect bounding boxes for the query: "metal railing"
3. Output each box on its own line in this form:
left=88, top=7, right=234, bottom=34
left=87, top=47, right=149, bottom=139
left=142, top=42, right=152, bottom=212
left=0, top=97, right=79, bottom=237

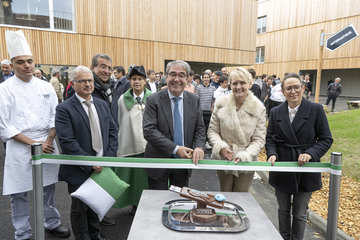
left=31, top=143, right=342, bottom=240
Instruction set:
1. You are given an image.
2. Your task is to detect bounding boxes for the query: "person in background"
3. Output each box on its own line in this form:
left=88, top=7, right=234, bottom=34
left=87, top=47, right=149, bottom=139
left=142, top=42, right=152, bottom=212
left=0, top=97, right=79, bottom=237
left=113, top=65, right=151, bottom=216
left=325, top=77, right=342, bottom=112
left=261, top=74, right=268, bottom=83
left=303, top=73, right=313, bottom=100
left=111, top=66, right=131, bottom=128
left=157, top=75, right=167, bottom=91
left=196, top=72, right=216, bottom=150
left=50, top=68, right=63, bottom=103
left=211, top=71, right=223, bottom=89
left=213, top=75, right=231, bottom=101
left=146, top=69, right=158, bottom=93
left=248, top=68, right=261, bottom=100
left=0, top=59, right=14, bottom=83
left=184, top=70, right=196, bottom=94
left=193, top=74, right=201, bottom=86
left=266, top=73, right=333, bottom=240
left=34, top=69, right=49, bottom=82
left=262, top=76, right=274, bottom=116
left=208, top=67, right=266, bottom=192
left=221, top=67, right=228, bottom=76
left=155, top=73, right=161, bottom=83
left=268, top=77, right=285, bottom=114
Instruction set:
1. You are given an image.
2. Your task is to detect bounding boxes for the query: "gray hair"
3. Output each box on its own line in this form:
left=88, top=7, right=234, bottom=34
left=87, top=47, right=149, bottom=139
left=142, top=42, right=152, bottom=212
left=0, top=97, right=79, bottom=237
left=205, top=69, right=212, bottom=74
left=165, top=60, right=191, bottom=77
left=51, top=68, right=60, bottom=76
left=1, top=59, right=11, bottom=65
left=70, top=66, right=93, bottom=81
left=335, top=77, right=341, bottom=82
left=91, top=53, right=112, bottom=67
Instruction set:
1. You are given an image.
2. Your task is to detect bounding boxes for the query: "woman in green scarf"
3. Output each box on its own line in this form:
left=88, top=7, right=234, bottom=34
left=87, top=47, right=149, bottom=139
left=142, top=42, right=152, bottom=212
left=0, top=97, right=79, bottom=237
left=113, top=65, right=152, bottom=215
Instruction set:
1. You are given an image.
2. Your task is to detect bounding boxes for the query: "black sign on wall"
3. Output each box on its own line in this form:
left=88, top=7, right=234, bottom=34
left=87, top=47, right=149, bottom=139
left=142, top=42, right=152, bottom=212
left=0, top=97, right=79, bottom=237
left=326, top=23, right=359, bottom=52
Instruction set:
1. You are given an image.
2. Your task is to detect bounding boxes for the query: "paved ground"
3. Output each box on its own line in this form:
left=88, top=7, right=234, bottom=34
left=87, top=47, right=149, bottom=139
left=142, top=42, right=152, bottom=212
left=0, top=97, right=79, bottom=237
left=314, top=95, right=360, bottom=112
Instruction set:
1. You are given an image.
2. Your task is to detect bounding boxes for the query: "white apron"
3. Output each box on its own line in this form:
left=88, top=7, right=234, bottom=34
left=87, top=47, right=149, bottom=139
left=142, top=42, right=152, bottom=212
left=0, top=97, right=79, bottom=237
left=3, top=130, right=59, bottom=195
left=0, top=76, right=59, bottom=195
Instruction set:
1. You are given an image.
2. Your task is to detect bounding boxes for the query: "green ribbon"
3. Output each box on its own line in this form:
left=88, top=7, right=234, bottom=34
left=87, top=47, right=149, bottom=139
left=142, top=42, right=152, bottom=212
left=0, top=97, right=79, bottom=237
left=35, top=154, right=342, bottom=175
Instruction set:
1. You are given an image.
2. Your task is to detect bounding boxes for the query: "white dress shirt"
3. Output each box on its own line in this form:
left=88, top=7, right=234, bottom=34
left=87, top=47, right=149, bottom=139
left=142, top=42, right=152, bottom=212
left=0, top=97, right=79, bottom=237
left=75, top=93, right=103, bottom=157
left=288, top=103, right=301, bottom=123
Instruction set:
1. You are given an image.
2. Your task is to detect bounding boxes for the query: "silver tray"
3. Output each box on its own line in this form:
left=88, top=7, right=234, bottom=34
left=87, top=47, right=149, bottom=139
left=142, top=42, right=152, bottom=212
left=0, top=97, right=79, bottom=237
left=162, top=199, right=250, bottom=232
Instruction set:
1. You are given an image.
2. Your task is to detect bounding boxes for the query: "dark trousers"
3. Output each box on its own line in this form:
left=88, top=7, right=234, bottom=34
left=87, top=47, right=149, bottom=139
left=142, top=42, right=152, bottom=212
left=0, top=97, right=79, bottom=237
left=325, top=94, right=338, bottom=111
left=202, top=110, right=212, bottom=142
left=147, top=169, right=189, bottom=190
left=275, top=189, right=312, bottom=240
left=68, top=183, right=101, bottom=240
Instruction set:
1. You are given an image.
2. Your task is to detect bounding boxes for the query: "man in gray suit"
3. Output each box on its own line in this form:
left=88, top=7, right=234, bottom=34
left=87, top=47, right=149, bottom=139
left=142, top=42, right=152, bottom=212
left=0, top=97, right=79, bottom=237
left=143, top=60, right=206, bottom=190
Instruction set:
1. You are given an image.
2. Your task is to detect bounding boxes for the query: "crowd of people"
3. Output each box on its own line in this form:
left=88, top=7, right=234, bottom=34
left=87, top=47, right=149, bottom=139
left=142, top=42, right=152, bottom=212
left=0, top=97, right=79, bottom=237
left=0, top=30, right=337, bottom=240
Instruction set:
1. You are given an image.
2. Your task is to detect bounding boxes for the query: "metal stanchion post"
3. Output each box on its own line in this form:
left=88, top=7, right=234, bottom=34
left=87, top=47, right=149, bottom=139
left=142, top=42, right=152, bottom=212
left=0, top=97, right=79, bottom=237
left=31, top=143, right=45, bottom=240
left=326, top=152, right=342, bottom=240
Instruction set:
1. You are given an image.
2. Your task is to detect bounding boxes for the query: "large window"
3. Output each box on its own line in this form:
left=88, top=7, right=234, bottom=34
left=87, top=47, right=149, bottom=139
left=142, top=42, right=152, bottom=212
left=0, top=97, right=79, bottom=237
left=257, top=16, right=266, bottom=34
left=255, top=47, right=265, bottom=64
left=0, top=0, right=75, bottom=31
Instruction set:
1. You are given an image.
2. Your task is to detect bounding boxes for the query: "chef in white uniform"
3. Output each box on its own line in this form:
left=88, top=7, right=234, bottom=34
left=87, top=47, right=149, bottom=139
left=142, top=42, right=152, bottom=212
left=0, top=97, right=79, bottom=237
left=0, top=30, right=70, bottom=239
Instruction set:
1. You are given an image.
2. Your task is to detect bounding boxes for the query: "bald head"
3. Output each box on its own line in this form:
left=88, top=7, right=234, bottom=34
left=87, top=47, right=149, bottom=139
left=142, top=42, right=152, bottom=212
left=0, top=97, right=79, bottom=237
left=34, top=69, right=42, bottom=79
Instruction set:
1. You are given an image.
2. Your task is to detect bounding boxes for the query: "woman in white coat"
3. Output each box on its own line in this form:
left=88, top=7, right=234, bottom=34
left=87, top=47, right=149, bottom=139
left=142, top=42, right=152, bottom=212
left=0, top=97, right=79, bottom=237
left=208, top=67, right=266, bottom=192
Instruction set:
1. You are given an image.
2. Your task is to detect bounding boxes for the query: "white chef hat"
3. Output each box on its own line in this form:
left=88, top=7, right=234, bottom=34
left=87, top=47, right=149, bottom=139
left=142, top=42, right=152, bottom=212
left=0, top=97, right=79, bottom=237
left=1, top=59, right=11, bottom=65
left=5, top=30, right=32, bottom=59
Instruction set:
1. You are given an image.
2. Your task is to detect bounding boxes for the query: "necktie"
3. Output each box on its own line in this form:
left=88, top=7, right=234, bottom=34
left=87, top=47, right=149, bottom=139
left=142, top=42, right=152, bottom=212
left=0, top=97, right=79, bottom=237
left=173, top=97, right=183, bottom=147
left=84, top=101, right=102, bottom=153
left=136, top=96, right=142, bottom=106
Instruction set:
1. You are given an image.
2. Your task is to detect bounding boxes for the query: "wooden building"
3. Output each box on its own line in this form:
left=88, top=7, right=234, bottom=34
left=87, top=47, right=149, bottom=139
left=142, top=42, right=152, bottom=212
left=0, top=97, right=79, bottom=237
left=0, top=0, right=258, bottom=77
left=254, top=0, right=360, bottom=97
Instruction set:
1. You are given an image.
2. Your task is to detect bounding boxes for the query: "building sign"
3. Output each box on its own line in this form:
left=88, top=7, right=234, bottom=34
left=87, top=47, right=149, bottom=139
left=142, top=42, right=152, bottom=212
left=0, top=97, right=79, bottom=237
left=326, top=23, right=359, bottom=52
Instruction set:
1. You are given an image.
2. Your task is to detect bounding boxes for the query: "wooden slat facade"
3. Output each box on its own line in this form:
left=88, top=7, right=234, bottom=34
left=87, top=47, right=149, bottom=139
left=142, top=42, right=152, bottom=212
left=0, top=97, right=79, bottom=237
left=253, top=0, right=360, bottom=80
left=0, top=0, right=258, bottom=72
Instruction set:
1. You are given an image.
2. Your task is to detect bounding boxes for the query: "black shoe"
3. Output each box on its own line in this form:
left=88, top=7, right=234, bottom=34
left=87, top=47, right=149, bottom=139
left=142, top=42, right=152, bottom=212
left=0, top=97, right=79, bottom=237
left=91, top=233, right=109, bottom=240
left=45, top=224, right=71, bottom=238
left=100, top=215, right=115, bottom=226
left=129, top=205, right=137, bottom=216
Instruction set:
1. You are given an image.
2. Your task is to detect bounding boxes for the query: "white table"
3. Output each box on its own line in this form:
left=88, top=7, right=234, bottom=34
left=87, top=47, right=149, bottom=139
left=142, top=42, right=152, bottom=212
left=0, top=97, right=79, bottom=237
left=128, top=190, right=282, bottom=240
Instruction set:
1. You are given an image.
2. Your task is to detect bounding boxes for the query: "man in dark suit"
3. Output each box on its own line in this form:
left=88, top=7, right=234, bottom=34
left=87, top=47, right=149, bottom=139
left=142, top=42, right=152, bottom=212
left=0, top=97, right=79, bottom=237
left=55, top=66, right=118, bottom=240
left=326, top=77, right=342, bottom=112
left=111, top=65, right=131, bottom=128
left=143, top=60, right=206, bottom=190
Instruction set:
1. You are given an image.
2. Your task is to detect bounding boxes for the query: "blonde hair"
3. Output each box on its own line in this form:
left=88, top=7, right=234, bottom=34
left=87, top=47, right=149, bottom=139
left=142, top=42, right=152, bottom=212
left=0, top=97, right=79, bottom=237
left=228, top=67, right=252, bottom=85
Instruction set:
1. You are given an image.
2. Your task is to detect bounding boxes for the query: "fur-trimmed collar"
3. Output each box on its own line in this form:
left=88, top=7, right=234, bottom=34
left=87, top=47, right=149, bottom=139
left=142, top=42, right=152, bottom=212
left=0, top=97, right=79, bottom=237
left=214, top=91, right=264, bottom=144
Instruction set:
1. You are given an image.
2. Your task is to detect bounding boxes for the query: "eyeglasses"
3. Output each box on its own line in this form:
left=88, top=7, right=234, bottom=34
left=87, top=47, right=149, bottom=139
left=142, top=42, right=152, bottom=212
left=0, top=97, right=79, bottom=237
left=73, top=79, right=95, bottom=85
left=284, top=85, right=302, bottom=93
left=98, top=64, right=112, bottom=71
left=168, top=72, right=187, bottom=80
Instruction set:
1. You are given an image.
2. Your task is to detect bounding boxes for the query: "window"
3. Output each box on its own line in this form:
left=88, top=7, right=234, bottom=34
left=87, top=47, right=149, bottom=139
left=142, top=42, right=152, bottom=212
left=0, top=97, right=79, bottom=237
left=257, top=16, right=267, bottom=34
left=255, top=47, right=265, bottom=64
left=0, top=0, right=75, bottom=31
